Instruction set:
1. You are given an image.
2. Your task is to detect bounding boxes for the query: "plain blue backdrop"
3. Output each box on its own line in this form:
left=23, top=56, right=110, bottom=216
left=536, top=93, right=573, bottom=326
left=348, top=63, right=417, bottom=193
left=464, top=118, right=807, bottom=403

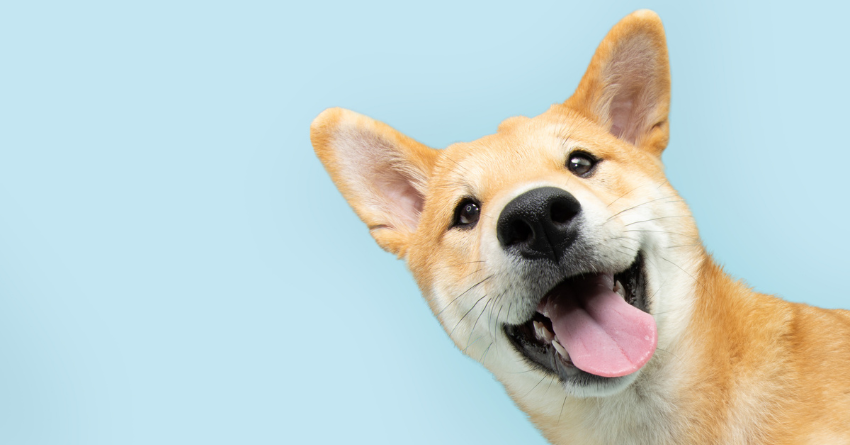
left=2, top=1, right=848, bottom=444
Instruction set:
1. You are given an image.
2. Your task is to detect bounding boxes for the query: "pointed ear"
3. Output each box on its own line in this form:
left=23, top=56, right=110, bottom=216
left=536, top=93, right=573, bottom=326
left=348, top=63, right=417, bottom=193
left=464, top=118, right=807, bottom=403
left=565, top=10, right=671, bottom=156
left=311, top=108, right=439, bottom=257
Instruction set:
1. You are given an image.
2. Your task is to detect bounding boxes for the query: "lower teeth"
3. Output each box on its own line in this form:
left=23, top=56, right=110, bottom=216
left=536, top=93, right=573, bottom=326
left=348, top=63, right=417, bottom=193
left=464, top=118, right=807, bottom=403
left=552, top=339, right=569, bottom=360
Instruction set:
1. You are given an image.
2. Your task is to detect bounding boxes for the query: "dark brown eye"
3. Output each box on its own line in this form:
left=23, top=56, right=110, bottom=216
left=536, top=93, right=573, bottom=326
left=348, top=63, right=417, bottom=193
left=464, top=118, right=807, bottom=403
left=452, top=200, right=480, bottom=229
left=567, top=152, right=597, bottom=177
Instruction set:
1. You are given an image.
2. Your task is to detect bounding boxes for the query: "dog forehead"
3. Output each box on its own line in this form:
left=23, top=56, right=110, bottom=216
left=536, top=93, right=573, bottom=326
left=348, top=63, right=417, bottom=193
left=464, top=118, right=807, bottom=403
left=429, top=110, right=633, bottom=200
left=438, top=131, right=560, bottom=187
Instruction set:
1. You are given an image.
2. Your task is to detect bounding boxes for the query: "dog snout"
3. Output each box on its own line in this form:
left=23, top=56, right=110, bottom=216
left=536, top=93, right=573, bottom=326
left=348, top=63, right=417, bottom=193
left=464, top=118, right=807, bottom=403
left=496, top=187, right=581, bottom=261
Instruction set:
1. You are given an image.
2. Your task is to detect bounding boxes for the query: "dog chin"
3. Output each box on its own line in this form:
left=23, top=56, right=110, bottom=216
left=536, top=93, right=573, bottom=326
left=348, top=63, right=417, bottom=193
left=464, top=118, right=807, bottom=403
left=559, top=367, right=643, bottom=398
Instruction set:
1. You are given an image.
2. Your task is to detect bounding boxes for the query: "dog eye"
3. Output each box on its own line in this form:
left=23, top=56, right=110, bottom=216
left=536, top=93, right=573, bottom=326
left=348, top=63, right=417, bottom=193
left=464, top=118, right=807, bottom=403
left=567, top=152, right=597, bottom=177
left=452, top=199, right=481, bottom=229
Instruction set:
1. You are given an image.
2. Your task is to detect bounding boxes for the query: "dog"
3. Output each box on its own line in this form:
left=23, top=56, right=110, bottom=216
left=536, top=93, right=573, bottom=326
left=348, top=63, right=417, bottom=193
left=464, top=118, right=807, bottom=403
left=309, top=10, right=850, bottom=444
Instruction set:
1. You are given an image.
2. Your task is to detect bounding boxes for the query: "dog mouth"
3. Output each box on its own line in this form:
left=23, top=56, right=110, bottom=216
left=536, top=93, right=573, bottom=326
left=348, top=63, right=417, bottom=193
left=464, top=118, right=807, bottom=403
left=504, top=255, right=656, bottom=380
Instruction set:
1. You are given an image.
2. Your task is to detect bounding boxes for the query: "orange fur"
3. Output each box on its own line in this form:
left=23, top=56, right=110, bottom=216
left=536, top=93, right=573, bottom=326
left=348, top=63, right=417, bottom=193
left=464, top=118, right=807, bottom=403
left=311, top=9, right=850, bottom=444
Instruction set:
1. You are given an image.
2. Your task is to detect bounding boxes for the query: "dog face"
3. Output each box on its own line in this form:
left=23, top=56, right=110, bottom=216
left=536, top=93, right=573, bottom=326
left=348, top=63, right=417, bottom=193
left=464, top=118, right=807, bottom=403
left=312, top=9, right=701, bottom=430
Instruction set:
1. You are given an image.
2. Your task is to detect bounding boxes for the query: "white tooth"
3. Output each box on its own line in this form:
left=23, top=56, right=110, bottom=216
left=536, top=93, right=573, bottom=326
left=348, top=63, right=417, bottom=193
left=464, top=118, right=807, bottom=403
left=552, top=339, right=569, bottom=359
left=533, top=320, right=546, bottom=341
left=614, top=280, right=626, bottom=298
left=533, top=321, right=555, bottom=342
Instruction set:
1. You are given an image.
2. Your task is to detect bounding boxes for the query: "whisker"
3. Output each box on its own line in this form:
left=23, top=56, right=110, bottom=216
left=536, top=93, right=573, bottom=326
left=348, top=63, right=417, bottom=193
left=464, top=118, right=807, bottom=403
left=437, top=275, right=493, bottom=316
left=614, top=246, right=640, bottom=256
left=450, top=293, right=490, bottom=336
left=603, top=196, right=683, bottom=224
left=492, top=298, right=508, bottom=350
left=623, top=215, right=690, bottom=226
left=480, top=341, right=494, bottom=365
left=623, top=229, right=696, bottom=239
left=649, top=309, right=677, bottom=316
left=490, top=294, right=503, bottom=332
left=441, top=153, right=473, bottom=177
left=465, top=297, right=494, bottom=350
left=606, top=181, right=667, bottom=208
left=558, top=393, right=569, bottom=424
left=462, top=334, right=487, bottom=353
left=659, top=255, right=707, bottom=292
left=545, top=374, right=557, bottom=391
left=644, top=257, right=676, bottom=307
left=522, top=374, right=548, bottom=398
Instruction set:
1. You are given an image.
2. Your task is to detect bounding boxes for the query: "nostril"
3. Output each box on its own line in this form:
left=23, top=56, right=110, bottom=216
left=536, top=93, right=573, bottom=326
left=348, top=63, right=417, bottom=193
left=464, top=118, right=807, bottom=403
left=496, top=187, right=582, bottom=257
left=550, top=200, right=576, bottom=224
left=505, top=220, right=533, bottom=246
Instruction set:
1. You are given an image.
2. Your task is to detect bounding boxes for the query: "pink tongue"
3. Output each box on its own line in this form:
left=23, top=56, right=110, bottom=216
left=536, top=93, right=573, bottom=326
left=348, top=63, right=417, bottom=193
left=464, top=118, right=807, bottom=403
left=541, top=274, right=657, bottom=378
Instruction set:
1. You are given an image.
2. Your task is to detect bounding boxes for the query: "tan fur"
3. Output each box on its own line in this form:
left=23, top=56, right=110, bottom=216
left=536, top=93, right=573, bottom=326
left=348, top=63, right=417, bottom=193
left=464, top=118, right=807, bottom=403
left=310, top=10, right=850, bottom=444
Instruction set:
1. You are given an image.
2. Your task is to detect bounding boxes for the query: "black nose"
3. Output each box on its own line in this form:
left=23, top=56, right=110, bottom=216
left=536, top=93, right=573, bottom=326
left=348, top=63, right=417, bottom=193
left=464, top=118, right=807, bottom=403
left=496, top=187, right=581, bottom=261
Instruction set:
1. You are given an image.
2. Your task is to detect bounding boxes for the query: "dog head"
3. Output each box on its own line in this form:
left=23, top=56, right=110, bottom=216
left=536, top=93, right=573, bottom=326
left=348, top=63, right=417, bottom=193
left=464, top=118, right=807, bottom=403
left=311, top=9, right=701, bottom=429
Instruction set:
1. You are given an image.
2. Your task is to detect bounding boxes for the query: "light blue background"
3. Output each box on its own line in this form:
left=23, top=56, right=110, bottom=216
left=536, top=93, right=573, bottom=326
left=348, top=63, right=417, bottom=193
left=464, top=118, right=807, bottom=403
left=2, top=1, right=848, bottom=444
